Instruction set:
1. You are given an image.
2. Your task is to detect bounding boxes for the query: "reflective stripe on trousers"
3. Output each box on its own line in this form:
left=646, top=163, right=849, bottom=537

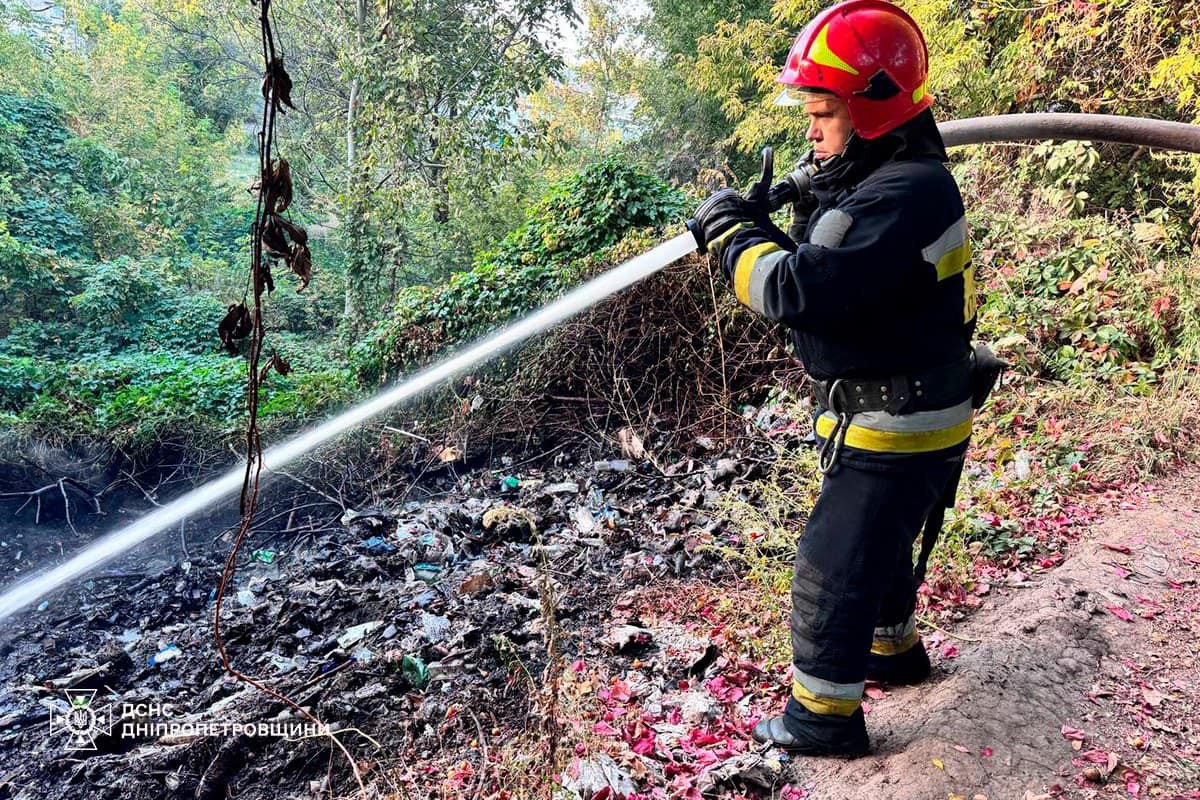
left=792, top=666, right=863, bottom=717
left=871, top=615, right=920, bottom=656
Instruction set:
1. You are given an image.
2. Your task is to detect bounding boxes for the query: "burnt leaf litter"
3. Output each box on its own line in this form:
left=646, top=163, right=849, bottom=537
left=0, top=414, right=1198, bottom=799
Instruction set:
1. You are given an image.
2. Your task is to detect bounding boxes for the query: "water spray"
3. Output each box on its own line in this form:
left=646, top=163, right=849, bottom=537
left=1, top=114, right=1197, bottom=622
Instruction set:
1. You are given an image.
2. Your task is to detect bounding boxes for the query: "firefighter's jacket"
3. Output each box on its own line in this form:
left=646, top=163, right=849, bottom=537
left=716, top=111, right=977, bottom=461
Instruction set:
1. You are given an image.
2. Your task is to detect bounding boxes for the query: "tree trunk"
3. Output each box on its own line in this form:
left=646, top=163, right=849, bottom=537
left=343, top=0, right=369, bottom=328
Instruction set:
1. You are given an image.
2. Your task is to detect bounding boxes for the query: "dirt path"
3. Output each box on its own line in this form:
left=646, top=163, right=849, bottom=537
left=793, top=472, right=1200, bottom=799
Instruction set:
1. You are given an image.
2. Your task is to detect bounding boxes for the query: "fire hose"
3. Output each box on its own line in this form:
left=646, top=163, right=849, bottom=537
left=689, top=113, right=1200, bottom=249
left=1, top=113, right=1198, bottom=621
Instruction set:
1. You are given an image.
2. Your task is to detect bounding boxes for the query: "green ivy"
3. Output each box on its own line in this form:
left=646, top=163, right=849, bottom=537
left=352, top=156, right=687, bottom=383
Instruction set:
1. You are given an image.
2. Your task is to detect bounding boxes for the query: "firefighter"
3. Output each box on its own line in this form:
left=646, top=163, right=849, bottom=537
left=691, top=0, right=982, bottom=756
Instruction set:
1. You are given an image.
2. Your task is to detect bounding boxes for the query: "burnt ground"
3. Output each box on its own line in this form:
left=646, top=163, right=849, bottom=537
left=0, top=438, right=1197, bottom=800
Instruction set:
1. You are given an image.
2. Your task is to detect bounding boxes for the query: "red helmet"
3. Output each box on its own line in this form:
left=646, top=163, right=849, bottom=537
left=775, top=0, right=933, bottom=139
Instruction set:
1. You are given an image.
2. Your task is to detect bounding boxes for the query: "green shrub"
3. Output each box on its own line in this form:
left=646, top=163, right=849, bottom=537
left=352, top=156, right=687, bottom=383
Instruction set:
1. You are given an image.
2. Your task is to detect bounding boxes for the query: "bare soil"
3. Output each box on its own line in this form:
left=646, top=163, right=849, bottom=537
left=794, top=471, right=1200, bottom=800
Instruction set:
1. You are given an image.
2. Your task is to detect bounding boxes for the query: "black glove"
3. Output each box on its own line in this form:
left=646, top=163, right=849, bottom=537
left=687, top=147, right=796, bottom=256
left=687, top=188, right=752, bottom=254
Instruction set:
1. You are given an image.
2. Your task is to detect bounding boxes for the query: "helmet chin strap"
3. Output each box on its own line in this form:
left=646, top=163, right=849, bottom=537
left=818, top=130, right=860, bottom=171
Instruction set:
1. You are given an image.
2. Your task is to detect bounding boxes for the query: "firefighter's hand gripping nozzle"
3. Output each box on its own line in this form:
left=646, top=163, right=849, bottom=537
left=688, top=147, right=778, bottom=254
left=688, top=147, right=819, bottom=253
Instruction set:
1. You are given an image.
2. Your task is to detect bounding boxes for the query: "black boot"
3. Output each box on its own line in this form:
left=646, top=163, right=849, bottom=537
left=752, top=699, right=869, bottom=757
left=865, top=641, right=931, bottom=686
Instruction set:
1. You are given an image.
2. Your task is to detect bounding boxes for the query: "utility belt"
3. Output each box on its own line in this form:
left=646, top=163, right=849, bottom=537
left=809, top=346, right=1007, bottom=473
left=807, top=353, right=973, bottom=417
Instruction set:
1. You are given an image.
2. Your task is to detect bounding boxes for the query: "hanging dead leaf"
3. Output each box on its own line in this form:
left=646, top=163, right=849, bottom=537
left=262, top=58, right=295, bottom=111
left=263, top=158, right=293, bottom=214
left=277, top=217, right=308, bottom=246
left=260, top=216, right=290, bottom=258
left=217, top=302, right=252, bottom=354
left=288, top=243, right=312, bottom=291
left=257, top=261, right=275, bottom=296
left=258, top=351, right=292, bottom=383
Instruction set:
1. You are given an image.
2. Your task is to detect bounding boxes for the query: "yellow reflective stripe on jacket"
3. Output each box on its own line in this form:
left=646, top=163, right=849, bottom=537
left=816, top=401, right=973, bottom=454
left=922, top=216, right=971, bottom=281
left=963, top=264, right=978, bottom=323
left=792, top=666, right=863, bottom=717
left=732, top=241, right=784, bottom=308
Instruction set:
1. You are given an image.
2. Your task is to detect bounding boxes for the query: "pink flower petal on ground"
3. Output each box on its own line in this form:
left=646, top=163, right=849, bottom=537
left=1061, top=725, right=1087, bottom=741
left=631, top=732, right=658, bottom=755
left=864, top=686, right=886, bottom=700
left=1105, top=605, right=1135, bottom=622
left=1101, top=542, right=1132, bottom=554
left=981, top=747, right=993, bottom=758
left=592, top=721, right=619, bottom=736
left=942, top=644, right=960, bottom=659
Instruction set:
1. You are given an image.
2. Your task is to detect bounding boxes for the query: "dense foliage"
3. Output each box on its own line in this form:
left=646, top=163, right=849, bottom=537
left=0, top=0, right=1197, bottom=475
left=351, top=157, right=687, bottom=382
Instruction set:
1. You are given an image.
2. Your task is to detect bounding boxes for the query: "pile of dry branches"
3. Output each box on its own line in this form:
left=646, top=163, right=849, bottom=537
left=418, top=253, right=805, bottom=458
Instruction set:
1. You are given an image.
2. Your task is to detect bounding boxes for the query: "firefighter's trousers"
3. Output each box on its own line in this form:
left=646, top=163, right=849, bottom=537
left=785, top=450, right=964, bottom=729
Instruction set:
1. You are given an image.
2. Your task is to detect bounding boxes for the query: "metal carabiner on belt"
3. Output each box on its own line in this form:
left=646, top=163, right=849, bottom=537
left=816, top=378, right=852, bottom=475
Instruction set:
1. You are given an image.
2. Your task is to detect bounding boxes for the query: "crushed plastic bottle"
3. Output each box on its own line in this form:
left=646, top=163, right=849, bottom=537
left=236, top=589, right=257, bottom=607
left=500, top=475, right=520, bottom=492
left=594, top=459, right=631, bottom=472
left=586, top=487, right=605, bottom=513
left=251, top=549, right=276, bottom=564
left=361, top=536, right=396, bottom=553
left=148, top=644, right=182, bottom=667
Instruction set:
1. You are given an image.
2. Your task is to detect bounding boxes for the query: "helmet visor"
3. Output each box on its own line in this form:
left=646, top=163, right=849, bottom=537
left=773, top=86, right=840, bottom=109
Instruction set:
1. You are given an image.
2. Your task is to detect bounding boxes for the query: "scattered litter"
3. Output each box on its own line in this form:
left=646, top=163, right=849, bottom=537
left=1014, top=450, right=1032, bottom=480
left=361, top=536, right=396, bottom=553
left=337, top=620, right=384, bottom=650
left=419, top=613, right=451, bottom=643
left=563, top=753, right=635, bottom=799
left=252, top=549, right=276, bottom=564
left=413, top=563, right=442, bottom=582
left=572, top=505, right=597, bottom=533
left=148, top=644, right=182, bottom=667
left=703, top=751, right=783, bottom=792
left=608, top=625, right=654, bottom=653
